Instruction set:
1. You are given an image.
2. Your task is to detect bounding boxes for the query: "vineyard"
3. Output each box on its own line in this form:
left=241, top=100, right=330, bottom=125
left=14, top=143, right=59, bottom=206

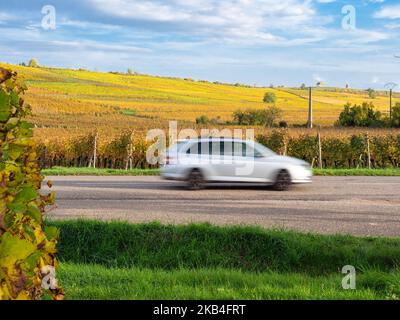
left=1, top=62, right=400, bottom=169
left=34, top=129, right=400, bottom=169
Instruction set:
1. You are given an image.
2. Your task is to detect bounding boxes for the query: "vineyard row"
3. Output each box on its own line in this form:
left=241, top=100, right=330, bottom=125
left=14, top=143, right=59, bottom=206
left=35, top=131, right=400, bottom=169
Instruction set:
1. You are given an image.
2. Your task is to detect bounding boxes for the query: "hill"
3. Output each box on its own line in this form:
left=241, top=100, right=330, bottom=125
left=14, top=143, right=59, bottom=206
left=1, top=63, right=396, bottom=137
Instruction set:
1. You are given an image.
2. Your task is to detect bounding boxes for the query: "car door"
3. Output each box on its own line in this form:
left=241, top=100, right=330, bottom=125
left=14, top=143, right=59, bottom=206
left=232, top=142, right=274, bottom=182
left=208, top=140, right=236, bottom=181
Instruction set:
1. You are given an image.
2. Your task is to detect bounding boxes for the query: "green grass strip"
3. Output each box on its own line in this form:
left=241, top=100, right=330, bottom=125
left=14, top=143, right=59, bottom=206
left=51, top=220, right=400, bottom=275
left=43, top=166, right=400, bottom=176
left=59, top=263, right=399, bottom=300
left=314, top=168, right=400, bottom=176
left=42, top=166, right=158, bottom=176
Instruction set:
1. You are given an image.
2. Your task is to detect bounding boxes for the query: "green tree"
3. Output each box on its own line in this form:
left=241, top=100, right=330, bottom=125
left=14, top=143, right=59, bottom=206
left=196, top=115, right=210, bottom=125
left=337, top=102, right=384, bottom=127
left=262, top=105, right=282, bottom=128
left=263, top=92, right=277, bottom=104
left=233, top=106, right=282, bottom=127
left=28, top=59, right=39, bottom=68
left=366, top=88, right=376, bottom=99
left=391, top=102, right=400, bottom=128
left=0, top=67, right=63, bottom=300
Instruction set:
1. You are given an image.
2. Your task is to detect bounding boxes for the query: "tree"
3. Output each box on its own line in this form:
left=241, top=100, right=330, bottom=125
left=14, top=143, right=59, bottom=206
left=263, top=92, right=277, bottom=104
left=196, top=115, right=210, bottom=125
left=366, top=88, right=376, bottom=99
left=0, top=67, right=63, bottom=300
left=263, top=105, right=282, bottom=128
left=337, top=102, right=384, bottom=127
left=127, top=68, right=134, bottom=75
left=300, top=83, right=306, bottom=90
left=28, top=59, right=39, bottom=68
left=391, top=102, right=400, bottom=127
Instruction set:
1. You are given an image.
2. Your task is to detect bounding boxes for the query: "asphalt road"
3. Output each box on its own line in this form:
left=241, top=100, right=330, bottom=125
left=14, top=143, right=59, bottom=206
left=42, top=176, right=400, bottom=237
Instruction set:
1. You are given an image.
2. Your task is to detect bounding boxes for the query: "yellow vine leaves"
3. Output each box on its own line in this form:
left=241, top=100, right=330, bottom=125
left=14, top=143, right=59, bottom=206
left=0, top=67, right=64, bottom=300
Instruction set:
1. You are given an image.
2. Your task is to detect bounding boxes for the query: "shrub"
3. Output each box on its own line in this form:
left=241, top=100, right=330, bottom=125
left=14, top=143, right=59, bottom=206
left=233, top=106, right=282, bottom=127
left=196, top=115, right=210, bottom=125
left=0, top=68, right=63, bottom=300
left=337, top=102, right=385, bottom=127
left=279, top=121, right=288, bottom=128
left=263, top=92, right=277, bottom=104
left=391, top=103, right=400, bottom=128
left=366, top=88, right=376, bottom=99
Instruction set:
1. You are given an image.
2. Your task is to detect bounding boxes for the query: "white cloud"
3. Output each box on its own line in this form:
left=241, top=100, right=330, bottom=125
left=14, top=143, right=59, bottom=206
left=374, top=5, right=400, bottom=19
left=0, top=11, right=15, bottom=23
left=87, top=0, right=317, bottom=44
left=313, top=73, right=325, bottom=83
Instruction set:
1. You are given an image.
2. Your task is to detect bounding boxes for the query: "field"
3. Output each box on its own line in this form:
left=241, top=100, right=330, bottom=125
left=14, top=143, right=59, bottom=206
left=1, top=63, right=398, bottom=136
left=2, top=63, right=400, bottom=170
left=52, top=220, right=400, bottom=300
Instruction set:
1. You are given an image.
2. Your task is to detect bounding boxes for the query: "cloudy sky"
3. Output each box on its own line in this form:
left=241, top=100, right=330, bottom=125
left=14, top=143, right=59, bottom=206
left=1, top=0, right=400, bottom=88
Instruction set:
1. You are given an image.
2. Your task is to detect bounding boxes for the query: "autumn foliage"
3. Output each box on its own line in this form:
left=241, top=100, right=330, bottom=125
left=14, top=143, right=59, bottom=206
left=0, top=67, right=63, bottom=300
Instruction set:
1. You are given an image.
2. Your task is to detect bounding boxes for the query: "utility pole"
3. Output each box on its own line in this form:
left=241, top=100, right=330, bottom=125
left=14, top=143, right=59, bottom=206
left=385, top=83, right=397, bottom=120
left=308, top=87, right=313, bottom=129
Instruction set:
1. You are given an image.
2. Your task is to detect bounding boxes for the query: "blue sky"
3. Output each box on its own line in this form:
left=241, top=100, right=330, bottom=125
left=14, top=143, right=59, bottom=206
left=1, top=0, right=400, bottom=89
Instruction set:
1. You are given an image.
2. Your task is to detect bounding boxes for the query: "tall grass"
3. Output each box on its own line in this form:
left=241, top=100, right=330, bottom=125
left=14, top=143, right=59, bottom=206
left=51, top=220, right=400, bottom=275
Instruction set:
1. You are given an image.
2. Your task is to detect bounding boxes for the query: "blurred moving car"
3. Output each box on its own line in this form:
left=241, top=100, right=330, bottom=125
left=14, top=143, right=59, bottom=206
left=160, top=138, right=312, bottom=191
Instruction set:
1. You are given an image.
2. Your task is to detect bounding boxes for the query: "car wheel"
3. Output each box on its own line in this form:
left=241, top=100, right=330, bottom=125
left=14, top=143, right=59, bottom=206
left=273, top=170, right=291, bottom=191
left=187, top=169, right=205, bottom=190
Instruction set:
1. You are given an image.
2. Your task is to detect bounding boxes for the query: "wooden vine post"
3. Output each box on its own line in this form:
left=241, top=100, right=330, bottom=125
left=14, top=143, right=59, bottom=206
left=317, top=130, right=323, bottom=169
left=93, top=132, right=98, bottom=169
left=366, top=133, right=371, bottom=169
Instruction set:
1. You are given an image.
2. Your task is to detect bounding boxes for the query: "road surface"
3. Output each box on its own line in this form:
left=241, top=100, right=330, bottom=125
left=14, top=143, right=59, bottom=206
left=42, top=176, right=400, bottom=237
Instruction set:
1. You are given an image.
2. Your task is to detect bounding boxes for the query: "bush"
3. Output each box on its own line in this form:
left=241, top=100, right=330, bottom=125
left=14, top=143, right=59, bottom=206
left=263, top=92, right=277, bottom=104
left=367, top=88, right=376, bottom=99
left=337, top=102, right=385, bottom=127
left=233, top=106, right=282, bottom=127
left=196, top=115, right=210, bottom=125
left=391, top=103, right=400, bottom=128
left=279, top=121, right=288, bottom=128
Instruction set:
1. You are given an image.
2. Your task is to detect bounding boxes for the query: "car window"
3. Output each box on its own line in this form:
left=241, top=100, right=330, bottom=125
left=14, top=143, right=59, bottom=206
left=186, top=142, right=212, bottom=155
left=233, top=142, right=246, bottom=157
left=244, top=143, right=265, bottom=158
left=186, top=142, right=201, bottom=155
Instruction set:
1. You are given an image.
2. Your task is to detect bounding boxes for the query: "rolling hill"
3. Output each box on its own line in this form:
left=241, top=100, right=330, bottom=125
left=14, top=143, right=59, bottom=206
left=1, top=63, right=396, bottom=137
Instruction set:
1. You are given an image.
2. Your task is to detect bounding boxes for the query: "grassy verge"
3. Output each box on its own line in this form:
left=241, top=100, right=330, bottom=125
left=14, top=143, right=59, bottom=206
left=52, top=220, right=400, bottom=300
left=314, top=168, right=400, bottom=176
left=43, top=166, right=400, bottom=177
left=42, top=166, right=158, bottom=176
left=59, top=264, right=398, bottom=300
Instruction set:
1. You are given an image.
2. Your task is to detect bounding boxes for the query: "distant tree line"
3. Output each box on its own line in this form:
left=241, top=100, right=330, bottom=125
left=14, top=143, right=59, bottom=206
left=337, top=102, right=400, bottom=128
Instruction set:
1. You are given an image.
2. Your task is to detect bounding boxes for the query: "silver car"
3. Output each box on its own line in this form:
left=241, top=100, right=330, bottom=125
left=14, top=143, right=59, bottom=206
left=160, top=138, right=312, bottom=191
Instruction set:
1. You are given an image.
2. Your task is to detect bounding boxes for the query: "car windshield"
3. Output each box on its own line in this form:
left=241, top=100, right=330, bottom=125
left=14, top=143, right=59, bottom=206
left=253, top=142, right=276, bottom=157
